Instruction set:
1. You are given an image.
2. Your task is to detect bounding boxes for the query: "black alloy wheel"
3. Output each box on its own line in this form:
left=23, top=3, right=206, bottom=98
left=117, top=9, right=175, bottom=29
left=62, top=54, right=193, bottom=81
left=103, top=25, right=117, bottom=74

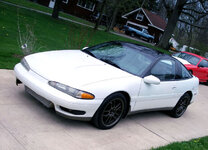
left=170, top=93, right=191, bottom=118
left=92, top=93, right=127, bottom=129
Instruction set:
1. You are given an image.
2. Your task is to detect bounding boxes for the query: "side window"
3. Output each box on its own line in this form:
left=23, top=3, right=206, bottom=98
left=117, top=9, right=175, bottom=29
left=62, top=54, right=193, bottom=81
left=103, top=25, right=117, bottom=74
left=181, top=65, right=192, bottom=79
left=143, top=29, right=149, bottom=34
left=199, top=59, right=208, bottom=68
left=151, top=59, right=176, bottom=81
left=136, top=13, right=144, bottom=21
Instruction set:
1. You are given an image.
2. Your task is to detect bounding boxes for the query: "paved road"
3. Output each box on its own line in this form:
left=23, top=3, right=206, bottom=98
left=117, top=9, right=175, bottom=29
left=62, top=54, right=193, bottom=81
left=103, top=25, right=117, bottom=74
left=0, top=69, right=208, bottom=150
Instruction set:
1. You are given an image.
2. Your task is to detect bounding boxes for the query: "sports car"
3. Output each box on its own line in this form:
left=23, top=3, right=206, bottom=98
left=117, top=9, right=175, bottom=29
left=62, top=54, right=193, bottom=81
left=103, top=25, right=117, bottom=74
left=173, top=51, right=208, bottom=84
left=14, top=41, right=199, bottom=129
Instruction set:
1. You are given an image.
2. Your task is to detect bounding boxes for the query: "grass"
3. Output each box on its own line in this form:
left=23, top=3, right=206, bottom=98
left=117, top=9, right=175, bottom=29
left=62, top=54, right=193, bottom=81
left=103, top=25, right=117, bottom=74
left=153, top=136, right=208, bottom=150
left=0, top=0, right=168, bottom=70
left=0, top=1, right=207, bottom=149
left=2, top=0, right=100, bottom=27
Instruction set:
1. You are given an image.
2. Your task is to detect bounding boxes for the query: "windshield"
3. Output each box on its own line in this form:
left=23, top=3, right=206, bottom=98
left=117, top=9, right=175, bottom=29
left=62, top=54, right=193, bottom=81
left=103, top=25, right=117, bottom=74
left=173, top=52, right=200, bottom=66
left=83, top=42, right=154, bottom=77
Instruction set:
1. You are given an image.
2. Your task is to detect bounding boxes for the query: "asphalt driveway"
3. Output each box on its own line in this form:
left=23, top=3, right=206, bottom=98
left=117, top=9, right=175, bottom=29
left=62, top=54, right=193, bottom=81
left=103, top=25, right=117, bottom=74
left=0, top=69, right=208, bottom=150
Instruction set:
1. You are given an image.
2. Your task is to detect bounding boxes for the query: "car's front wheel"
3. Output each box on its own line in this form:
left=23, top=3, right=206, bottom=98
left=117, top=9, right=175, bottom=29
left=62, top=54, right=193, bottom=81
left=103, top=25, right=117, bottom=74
left=170, top=93, right=191, bottom=118
left=92, top=93, right=127, bottom=129
left=148, top=38, right=153, bottom=43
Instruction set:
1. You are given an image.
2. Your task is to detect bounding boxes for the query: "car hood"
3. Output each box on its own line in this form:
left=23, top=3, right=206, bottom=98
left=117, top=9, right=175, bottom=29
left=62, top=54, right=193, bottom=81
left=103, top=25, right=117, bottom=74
left=25, top=50, right=132, bottom=88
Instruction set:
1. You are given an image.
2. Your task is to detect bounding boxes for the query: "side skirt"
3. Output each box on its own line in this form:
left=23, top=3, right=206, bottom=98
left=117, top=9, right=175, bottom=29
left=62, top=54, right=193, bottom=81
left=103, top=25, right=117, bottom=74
left=128, top=107, right=173, bottom=116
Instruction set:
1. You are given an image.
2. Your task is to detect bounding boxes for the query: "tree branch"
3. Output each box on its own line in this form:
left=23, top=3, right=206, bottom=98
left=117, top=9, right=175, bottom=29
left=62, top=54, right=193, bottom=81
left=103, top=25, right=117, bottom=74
left=183, top=7, right=208, bottom=14
left=198, top=0, right=208, bottom=12
left=181, top=11, right=197, bottom=20
left=195, top=13, right=207, bottom=22
left=184, top=0, right=198, bottom=6
left=178, top=19, right=207, bottom=29
left=162, top=0, right=174, bottom=11
left=181, top=10, right=207, bottom=22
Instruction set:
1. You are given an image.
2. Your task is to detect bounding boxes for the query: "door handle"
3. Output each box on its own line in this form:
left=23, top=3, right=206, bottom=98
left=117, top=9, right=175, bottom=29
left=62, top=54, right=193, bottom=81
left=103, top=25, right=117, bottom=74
left=172, top=87, right=176, bottom=89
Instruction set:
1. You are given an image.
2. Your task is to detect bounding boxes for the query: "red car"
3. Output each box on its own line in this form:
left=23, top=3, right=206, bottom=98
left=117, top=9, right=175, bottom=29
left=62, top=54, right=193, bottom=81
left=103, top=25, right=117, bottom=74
left=173, top=52, right=208, bottom=84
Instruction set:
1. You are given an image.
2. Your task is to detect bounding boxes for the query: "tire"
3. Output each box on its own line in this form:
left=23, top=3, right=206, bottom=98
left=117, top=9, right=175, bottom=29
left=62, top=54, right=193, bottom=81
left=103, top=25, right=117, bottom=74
left=148, top=39, right=152, bottom=43
left=170, top=93, right=191, bottom=118
left=92, top=93, right=127, bottom=129
left=130, top=32, right=135, bottom=37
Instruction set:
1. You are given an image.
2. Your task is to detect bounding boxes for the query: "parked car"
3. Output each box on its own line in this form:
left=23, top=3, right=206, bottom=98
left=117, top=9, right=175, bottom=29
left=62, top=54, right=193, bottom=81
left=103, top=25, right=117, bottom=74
left=14, top=41, right=199, bottom=129
left=123, top=25, right=154, bottom=43
left=173, top=51, right=208, bottom=84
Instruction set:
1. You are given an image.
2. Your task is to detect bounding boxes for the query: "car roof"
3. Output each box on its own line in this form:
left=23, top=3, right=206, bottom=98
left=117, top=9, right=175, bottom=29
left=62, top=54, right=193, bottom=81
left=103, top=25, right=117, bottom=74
left=181, top=51, right=208, bottom=60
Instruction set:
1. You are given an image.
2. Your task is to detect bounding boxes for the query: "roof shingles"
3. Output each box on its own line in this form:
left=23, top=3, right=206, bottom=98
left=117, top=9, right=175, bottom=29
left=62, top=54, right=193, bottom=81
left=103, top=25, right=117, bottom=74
left=143, top=8, right=166, bottom=30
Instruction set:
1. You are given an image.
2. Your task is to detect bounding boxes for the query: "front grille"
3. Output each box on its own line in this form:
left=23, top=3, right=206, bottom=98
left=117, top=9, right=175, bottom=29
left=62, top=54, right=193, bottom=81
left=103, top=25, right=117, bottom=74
left=25, top=86, right=54, bottom=108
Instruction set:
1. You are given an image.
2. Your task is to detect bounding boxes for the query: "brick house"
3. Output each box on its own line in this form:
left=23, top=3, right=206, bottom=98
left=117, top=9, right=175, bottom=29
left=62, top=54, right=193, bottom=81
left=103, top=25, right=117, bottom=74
left=37, top=0, right=100, bottom=20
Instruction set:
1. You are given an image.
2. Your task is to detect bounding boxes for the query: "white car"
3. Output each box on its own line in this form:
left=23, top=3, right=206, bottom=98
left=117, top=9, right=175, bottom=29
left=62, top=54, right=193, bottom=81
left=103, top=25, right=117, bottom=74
left=14, top=41, right=199, bottom=129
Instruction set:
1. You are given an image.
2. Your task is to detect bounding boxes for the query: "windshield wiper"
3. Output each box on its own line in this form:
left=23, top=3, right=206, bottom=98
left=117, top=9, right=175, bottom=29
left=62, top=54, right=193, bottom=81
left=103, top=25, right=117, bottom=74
left=84, top=50, right=95, bottom=57
left=100, top=59, right=120, bottom=69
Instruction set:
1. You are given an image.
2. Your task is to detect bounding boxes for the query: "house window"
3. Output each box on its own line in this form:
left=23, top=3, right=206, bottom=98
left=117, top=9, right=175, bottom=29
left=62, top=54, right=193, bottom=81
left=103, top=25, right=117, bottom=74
left=77, top=0, right=95, bottom=11
left=136, top=13, right=144, bottom=21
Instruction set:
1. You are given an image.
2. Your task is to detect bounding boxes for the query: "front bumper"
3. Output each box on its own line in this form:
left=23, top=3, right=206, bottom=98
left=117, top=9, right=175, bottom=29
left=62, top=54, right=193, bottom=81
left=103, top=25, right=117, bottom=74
left=14, top=63, right=103, bottom=120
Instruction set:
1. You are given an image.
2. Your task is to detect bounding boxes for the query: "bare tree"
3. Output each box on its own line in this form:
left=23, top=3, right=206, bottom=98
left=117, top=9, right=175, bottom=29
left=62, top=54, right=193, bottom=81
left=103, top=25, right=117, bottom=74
left=157, top=0, right=208, bottom=50
left=106, top=0, right=122, bottom=31
left=94, top=0, right=107, bottom=30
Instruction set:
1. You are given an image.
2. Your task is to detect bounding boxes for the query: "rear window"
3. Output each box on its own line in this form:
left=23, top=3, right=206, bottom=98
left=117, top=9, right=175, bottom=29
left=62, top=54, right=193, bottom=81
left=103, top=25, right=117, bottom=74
left=173, top=53, right=200, bottom=66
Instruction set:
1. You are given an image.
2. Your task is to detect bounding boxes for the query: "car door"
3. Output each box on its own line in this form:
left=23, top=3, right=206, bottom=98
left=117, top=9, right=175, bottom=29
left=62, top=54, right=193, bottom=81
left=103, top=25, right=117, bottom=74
left=133, top=59, right=178, bottom=111
left=173, top=61, right=196, bottom=99
left=196, top=59, right=208, bottom=81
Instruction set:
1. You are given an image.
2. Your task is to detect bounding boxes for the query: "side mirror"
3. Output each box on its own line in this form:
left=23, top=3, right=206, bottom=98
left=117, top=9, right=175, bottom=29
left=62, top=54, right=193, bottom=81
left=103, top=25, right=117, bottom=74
left=144, top=75, right=160, bottom=85
left=82, top=47, right=88, bottom=50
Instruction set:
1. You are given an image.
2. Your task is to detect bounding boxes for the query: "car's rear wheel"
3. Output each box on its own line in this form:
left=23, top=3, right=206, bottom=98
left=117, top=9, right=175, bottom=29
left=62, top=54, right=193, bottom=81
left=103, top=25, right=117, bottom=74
left=92, top=93, right=127, bottom=129
left=170, top=93, right=191, bottom=118
left=148, top=38, right=152, bottom=43
left=130, top=32, right=135, bottom=37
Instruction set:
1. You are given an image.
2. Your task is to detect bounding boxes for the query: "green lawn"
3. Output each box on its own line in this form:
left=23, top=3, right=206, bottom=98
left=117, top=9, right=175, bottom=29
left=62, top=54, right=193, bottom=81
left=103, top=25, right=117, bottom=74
left=2, top=0, right=100, bottom=27
left=0, top=1, right=167, bottom=69
left=153, top=136, right=208, bottom=150
left=0, top=1, right=208, bottom=149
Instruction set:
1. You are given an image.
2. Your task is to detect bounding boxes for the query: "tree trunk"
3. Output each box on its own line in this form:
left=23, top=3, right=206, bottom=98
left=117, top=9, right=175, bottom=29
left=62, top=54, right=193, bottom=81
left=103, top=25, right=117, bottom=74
left=52, top=0, right=63, bottom=19
left=94, top=0, right=107, bottom=30
left=106, top=0, right=120, bottom=32
left=187, top=25, right=193, bottom=51
left=157, top=0, right=187, bottom=49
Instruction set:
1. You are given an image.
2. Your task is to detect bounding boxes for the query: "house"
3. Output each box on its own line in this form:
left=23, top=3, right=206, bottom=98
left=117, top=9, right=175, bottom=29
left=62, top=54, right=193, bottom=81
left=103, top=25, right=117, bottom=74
left=122, top=8, right=166, bottom=43
left=37, top=0, right=100, bottom=20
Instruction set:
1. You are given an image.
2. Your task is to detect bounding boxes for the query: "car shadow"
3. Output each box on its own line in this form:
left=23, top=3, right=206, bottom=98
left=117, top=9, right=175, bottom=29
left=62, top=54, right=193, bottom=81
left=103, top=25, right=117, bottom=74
left=23, top=91, right=172, bottom=130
